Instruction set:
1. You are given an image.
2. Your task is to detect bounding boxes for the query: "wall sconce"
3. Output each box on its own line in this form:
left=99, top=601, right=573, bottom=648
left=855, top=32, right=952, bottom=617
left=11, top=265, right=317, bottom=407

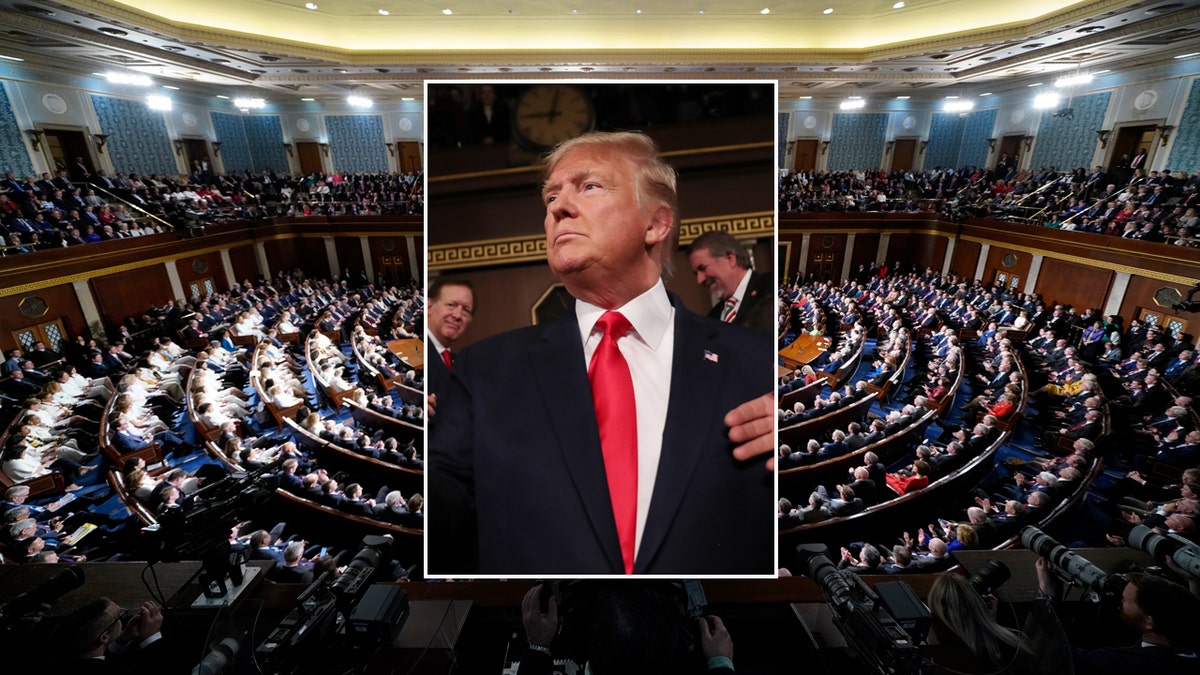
left=1021, top=135, right=1034, bottom=151
left=885, top=140, right=895, bottom=153
left=26, top=129, right=45, bottom=152
left=920, top=140, right=929, bottom=154
left=1157, top=125, right=1174, bottom=147
left=93, top=134, right=109, bottom=154
left=385, top=142, right=395, bottom=157
left=986, top=138, right=997, bottom=151
left=820, top=141, right=831, bottom=156
left=282, top=142, right=293, bottom=158
left=1095, top=129, right=1111, bottom=149
left=172, top=139, right=184, bottom=156
left=211, top=141, right=222, bottom=158
left=319, top=143, right=330, bottom=157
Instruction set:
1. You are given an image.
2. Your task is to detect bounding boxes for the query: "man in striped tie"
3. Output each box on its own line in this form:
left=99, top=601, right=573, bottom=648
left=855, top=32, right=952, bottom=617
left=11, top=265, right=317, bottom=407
left=687, top=229, right=775, bottom=336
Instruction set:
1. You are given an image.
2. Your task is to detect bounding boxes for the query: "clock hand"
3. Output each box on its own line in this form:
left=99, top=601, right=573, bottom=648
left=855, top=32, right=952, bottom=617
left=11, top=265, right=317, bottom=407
left=547, top=88, right=562, bottom=123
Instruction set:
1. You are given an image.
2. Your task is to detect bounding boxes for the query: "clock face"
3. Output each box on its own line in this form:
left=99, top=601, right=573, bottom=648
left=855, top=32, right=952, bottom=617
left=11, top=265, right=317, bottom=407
left=514, top=85, right=594, bottom=150
left=1154, top=286, right=1182, bottom=308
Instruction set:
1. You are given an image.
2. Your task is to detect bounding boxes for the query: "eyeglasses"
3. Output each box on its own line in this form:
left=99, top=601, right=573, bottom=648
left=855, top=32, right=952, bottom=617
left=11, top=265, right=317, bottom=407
left=96, top=608, right=132, bottom=642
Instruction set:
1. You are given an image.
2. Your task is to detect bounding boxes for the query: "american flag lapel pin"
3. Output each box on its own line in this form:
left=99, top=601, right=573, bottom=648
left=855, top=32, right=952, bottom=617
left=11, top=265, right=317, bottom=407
left=704, top=350, right=719, bottom=363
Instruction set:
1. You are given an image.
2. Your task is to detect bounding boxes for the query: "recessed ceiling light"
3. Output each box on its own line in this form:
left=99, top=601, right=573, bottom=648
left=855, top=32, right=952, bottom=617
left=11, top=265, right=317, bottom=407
left=698, top=9, right=705, bottom=13
left=216, top=95, right=230, bottom=99
left=636, top=8, right=643, bottom=13
left=945, top=95, right=959, bottom=99
left=571, top=9, right=578, bottom=13
left=233, top=98, right=266, bottom=109
left=105, top=72, right=152, bottom=86
left=896, top=95, right=910, bottom=99
left=943, top=99, right=975, bottom=112
left=1093, top=70, right=1110, bottom=75
left=304, top=2, right=317, bottom=9
left=980, top=92, right=992, bottom=97
left=401, top=97, right=415, bottom=101
left=0, top=54, right=25, bottom=62
left=840, top=99, right=866, bottom=110
left=893, top=1, right=905, bottom=7
left=442, top=8, right=452, bottom=14
left=1027, top=82, right=1043, bottom=87
left=1034, top=93, right=1060, bottom=109
left=1175, top=52, right=1200, bottom=59
left=823, top=7, right=833, bottom=14
left=162, top=85, right=180, bottom=90
left=347, top=95, right=373, bottom=108
left=760, top=7, right=770, bottom=14
left=378, top=8, right=389, bottom=15
left=146, top=95, right=172, bottom=111
left=301, top=97, right=315, bottom=101
left=798, top=96, right=812, bottom=99
left=1055, top=73, right=1093, bottom=87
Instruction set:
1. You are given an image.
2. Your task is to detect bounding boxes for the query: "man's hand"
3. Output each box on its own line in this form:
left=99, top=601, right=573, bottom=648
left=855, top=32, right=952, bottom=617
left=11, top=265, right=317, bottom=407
left=520, top=585, right=558, bottom=648
left=426, top=393, right=437, bottom=419
left=726, top=393, right=774, bottom=470
left=119, top=601, right=163, bottom=644
left=698, top=615, right=733, bottom=661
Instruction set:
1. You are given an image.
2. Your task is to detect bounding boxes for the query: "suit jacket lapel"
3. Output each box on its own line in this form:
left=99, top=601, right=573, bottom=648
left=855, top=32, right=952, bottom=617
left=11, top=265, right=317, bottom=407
left=636, top=300, right=725, bottom=572
left=528, top=309, right=624, bottom=572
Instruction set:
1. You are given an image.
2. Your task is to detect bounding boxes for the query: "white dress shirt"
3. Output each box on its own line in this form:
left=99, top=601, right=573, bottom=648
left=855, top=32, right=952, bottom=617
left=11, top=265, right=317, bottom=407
left=575, top=279, right=674, bottom=558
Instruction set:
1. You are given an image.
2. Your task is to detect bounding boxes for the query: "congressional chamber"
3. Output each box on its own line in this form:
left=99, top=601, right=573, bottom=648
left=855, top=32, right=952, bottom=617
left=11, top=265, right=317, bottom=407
left=2, top=0, right=1200, bottom=672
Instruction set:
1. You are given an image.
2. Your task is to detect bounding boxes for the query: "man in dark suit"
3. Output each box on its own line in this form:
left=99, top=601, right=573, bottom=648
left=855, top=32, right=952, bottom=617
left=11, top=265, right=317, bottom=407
left=426, top=278, right=474, bottom=422
left=429, top=131, right=774, bottom=576
left=686, top=229, right=774, bottom=336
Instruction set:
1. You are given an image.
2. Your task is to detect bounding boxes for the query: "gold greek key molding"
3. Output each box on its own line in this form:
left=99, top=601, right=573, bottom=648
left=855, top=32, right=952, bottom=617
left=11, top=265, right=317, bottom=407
left=430, top=212, right=774, bottom=271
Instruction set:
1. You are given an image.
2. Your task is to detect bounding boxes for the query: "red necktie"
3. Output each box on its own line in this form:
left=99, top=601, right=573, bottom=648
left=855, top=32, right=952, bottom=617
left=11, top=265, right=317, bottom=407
left=589, top=311, right=637, bottom=574
left=442, top=349, right=452, bottom=370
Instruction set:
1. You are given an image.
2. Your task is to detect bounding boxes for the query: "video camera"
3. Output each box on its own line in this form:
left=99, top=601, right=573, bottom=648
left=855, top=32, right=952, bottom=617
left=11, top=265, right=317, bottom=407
left=796, top=544, right=926, bottom=675
left=254, top=535, right=408, bottom=673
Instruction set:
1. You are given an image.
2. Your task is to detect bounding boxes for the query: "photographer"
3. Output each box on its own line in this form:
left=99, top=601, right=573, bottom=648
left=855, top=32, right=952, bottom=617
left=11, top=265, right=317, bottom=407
left=1036, top=558, right=1200, bottom=673
left=925, top=573, right=1053, bottom=674
left=517, top=583, right=734, bottom=674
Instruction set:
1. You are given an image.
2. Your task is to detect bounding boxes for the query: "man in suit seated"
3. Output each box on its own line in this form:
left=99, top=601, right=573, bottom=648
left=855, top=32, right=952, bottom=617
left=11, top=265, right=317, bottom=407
left=337, top=482, right=375, bottom=517
left=429, top=131, right=774, bottom=576
left=267, top=541, right=315, bottom=584
left=373, top=489, right=410, bottom=524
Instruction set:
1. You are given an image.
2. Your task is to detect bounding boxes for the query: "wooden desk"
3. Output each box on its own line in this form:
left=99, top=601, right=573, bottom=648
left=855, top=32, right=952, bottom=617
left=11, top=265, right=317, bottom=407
left=387, top=338, right=425, bottom=370
left=779, top=333, right=831, bottom=369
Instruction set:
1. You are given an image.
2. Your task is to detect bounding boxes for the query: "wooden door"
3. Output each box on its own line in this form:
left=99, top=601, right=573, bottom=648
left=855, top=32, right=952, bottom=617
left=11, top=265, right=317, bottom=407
left=397, top=142, right=422, bottom=174
left=296, top=141, right=324, bottom=175
left=183, top=138, right=211, bottom=178
left=42, top=129, right=93, bottom=174
left=793, top=139, right=818, bottom=173
left=11, top=318, right=69, bottom=355
left=1109, top=125, right=1157, bottom=178
left=998, top=135, right=1023, bottom=171
left=891, top=138, right=917, bottom=172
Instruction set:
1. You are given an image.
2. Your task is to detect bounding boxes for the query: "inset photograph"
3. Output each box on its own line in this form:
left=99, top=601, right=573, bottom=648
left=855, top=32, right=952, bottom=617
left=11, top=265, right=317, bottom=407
left=425, top=81, right=778, bottom=577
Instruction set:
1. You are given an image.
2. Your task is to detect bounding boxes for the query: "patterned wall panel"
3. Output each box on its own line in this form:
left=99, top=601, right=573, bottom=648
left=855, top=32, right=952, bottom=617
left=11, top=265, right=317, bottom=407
left=211, top=112, right=252, bottom=174
left=326, top=115, right=388, bottom=174
left=244, top=115, right=289, bottom=174
left=1029, top=91, right=1111, bottom=171
left=89, top=94, right=175, bottom=176
left=778, top=112, right=790, bottom=168
left=1168, top=78, right=1200, bottom=173
left=827, top=113, right=887, bottom=171
left=0, top=83, right=33, bottom=177
left=958, top=108, right=997, bottom=169
left=924, top=113, right=966, bottom=171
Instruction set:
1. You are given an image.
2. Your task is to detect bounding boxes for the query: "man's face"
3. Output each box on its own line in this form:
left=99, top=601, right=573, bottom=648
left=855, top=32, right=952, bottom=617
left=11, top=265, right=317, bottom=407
left=689, top=245, right=743, bottom=300
left=428, top=284, right=474, bottom=347
left=542, top=146, right=669, bottom=291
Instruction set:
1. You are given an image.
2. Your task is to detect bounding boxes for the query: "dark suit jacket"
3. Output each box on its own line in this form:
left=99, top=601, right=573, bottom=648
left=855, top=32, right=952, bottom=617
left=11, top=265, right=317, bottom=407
left=705, top=270, right=775, bottom=336
left=430, top=293, right=774, bottom=575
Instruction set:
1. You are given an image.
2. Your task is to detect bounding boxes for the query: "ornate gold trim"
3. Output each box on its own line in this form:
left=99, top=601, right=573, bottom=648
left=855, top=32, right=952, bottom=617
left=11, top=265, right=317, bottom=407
left=429, top=212, right=774, bottom=271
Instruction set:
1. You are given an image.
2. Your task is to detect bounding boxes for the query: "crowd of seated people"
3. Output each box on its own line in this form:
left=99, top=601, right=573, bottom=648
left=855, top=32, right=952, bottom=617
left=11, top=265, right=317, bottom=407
left=1, top=163, right=424, bottom=255
left=779, top=261, right=1198, bottom=588
left=780, top=163, right=1200, bottom=246
left=2, top=272, right=424, bottom=576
